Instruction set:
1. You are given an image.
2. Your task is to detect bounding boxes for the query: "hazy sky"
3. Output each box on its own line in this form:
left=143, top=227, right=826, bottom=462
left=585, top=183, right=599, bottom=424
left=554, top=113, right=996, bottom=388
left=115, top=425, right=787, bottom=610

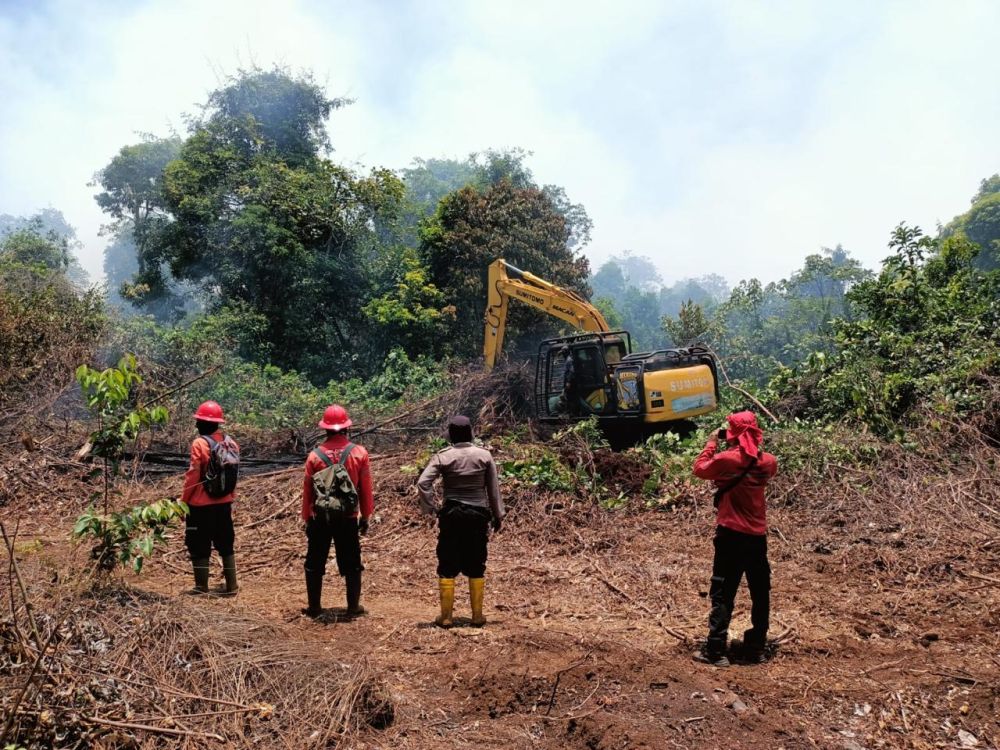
left=1, top=0, right=998, bottom=287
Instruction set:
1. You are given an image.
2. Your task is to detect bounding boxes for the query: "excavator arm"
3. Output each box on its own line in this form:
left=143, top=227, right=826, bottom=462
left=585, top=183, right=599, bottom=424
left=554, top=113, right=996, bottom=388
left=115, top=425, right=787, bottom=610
left=483, top=259, right=609, bottom=369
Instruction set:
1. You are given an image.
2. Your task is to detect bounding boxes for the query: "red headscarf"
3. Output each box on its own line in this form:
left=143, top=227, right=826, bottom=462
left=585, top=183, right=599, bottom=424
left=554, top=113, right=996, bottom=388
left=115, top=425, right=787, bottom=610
left=725, top=411, right=763, bottom=458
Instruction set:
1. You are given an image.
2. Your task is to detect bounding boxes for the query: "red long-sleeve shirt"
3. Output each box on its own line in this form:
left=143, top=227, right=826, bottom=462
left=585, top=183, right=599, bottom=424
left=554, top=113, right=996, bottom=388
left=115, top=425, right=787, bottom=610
left=181, top=431, right=239, bottom=507
left=693, top=441, right=777, bottom=536
left=301, top=434, right=374, bottom=521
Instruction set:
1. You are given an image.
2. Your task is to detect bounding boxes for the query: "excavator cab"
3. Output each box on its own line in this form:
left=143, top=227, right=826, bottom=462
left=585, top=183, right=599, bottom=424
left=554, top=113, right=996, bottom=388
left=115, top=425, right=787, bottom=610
left=535, top=333, right=720, bottom=435
left=536, top=332, right=631, bottom=418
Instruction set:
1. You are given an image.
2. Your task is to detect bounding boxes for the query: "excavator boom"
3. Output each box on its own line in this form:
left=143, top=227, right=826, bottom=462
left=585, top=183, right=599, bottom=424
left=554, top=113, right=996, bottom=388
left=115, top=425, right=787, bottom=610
left=484, top=259, right=609, bottom=369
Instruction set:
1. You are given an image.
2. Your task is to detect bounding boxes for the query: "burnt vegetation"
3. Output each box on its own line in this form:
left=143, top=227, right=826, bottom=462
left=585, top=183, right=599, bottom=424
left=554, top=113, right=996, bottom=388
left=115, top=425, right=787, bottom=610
left=1, top=66, right=1000, bottom=748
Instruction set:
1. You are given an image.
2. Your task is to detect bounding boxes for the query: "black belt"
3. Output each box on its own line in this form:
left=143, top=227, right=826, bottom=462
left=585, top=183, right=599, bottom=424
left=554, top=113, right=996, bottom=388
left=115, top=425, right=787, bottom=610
left=441, top=499, right=490, bottom=516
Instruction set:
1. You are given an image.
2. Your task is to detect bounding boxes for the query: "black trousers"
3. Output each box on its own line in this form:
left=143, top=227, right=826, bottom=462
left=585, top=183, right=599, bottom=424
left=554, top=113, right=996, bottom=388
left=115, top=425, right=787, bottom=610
left=437, top=502, right=490, bottom=578
left=305, top=516, right=362, bottom=577
left=185, top=503, right=235, bottom=560
left=707, top=525, right=770, bottom=655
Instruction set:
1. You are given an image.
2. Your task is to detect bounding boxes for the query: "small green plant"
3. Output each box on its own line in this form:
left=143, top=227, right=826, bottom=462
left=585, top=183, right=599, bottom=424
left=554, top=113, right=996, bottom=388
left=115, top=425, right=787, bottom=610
left=73, top=498, right=188, bottom=574
left=553, top=415, right=609, bottom=451
left=76, top=354, right=169, bottom=513
left=500, top=452, right=575, bottom=492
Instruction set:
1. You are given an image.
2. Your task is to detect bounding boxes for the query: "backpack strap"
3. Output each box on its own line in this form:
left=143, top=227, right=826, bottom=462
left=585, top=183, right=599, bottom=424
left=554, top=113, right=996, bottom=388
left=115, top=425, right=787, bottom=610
left=713, top=455, right=758, bottom=508
left=336, top=443, right=355, bottom=467
left=312, top=447, right=335, bottom=468
left=200, top=435, right=217, bottom=450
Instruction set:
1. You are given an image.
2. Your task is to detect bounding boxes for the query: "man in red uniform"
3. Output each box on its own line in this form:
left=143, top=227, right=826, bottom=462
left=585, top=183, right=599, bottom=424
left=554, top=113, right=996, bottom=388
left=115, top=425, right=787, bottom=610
left=693, top=411, right=778, bottom=666
left=301, top=404, right=374, bottom=618
left=181, top=401, right=240, bottom=596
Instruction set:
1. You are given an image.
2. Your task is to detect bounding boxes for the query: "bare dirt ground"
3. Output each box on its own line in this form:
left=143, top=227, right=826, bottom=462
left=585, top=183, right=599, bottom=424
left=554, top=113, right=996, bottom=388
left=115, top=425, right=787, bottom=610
left=4, top=428, right=1000, bottom=749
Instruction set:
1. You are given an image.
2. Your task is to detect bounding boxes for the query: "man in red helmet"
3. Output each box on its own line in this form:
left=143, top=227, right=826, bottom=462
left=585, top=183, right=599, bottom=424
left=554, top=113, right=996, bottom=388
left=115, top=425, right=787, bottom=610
left=301, top=404, right=374, bottom=618
left=693, top=411, right=778, bottom=666
left=182, top=401, right=240, bottom=596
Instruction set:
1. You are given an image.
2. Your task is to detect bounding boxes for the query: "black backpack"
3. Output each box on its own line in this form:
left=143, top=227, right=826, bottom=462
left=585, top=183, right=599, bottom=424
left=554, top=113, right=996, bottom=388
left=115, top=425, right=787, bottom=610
left=200, top=435, right=240, bottom=498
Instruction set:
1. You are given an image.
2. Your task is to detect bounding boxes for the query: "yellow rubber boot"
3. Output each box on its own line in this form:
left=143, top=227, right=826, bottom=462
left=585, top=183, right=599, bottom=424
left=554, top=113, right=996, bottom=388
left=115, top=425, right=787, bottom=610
left=435, top=578, right=455, bottom=628
left=469, top=577, right=486, bottom=627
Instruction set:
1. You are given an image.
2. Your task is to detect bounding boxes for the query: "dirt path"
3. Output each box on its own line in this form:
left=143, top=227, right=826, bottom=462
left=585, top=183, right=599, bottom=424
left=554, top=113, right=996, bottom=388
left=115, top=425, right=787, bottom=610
left=6, top=453, right=1000, bottom=749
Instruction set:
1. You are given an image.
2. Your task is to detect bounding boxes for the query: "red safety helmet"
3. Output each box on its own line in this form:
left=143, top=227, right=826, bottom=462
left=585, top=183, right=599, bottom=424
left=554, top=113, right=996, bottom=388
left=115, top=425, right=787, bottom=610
left=318, top=404, right=352, bottom=431
left=193, top=401, right=226, bottom=423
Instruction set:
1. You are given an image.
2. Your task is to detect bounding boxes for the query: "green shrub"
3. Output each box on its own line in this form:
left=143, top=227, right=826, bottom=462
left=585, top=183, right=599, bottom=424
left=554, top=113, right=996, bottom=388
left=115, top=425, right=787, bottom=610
left=500, top=451, right=575, bottom=492
left=73, top=498, right=189, bottom=574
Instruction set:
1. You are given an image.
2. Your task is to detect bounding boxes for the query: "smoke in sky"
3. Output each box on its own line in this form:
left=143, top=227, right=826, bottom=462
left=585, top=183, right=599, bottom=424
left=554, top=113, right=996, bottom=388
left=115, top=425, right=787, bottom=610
left=1, top=0, right=998, bottom=286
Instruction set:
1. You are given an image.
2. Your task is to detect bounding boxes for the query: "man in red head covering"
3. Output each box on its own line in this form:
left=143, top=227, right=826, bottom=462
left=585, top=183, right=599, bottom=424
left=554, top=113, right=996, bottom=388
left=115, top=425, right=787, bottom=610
left=693, top=410, right=778, bottom=666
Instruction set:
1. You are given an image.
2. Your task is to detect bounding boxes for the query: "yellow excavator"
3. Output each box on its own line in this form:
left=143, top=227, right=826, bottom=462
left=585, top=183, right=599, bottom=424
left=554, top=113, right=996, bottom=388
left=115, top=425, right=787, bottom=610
left=484, top=259, right=719, bottom=439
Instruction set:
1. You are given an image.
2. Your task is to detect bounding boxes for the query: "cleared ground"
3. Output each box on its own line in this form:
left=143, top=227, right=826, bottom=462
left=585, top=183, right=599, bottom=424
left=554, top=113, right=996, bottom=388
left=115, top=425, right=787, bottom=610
left=3, top=428, right=999, bottom=749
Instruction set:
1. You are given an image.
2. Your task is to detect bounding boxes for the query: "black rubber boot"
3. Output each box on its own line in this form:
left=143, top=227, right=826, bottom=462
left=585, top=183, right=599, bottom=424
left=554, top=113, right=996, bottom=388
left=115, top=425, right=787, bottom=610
left=189, top=558, right=210, bottom=595
left=303, top=572, right=323, bottom=617
left=221, top=554, right=238, bottom=596
left=345, top=571, right=365, bottom=616
left=742, top=628, right=766, bottom=664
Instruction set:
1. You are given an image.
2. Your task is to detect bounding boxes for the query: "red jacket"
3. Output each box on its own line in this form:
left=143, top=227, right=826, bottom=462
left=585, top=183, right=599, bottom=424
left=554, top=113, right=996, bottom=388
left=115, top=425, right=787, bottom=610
left=693, top=441, right=777, bottom=536
left=181, top=431, right=239, bottom=507
left=302, top=434, right=374, bottom=521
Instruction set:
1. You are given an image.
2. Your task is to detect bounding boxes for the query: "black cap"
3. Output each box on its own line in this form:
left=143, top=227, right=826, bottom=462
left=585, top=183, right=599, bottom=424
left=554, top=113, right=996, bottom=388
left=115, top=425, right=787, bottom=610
left=448, top=415, right=473, bottom=444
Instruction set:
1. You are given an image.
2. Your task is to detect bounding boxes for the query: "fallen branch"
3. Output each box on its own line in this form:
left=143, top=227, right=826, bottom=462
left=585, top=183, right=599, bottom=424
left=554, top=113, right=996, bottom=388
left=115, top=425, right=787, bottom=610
left=243, top=497, right=297, bottom=529
left=141, top=364, right=224, bottom=409
left=1, top=520, right=40, bottom=644
left=703, top=345, right=779, bottom=424
left=82, top=715, right=225, bottom=742
left=661, top=626, right=691, bottom=642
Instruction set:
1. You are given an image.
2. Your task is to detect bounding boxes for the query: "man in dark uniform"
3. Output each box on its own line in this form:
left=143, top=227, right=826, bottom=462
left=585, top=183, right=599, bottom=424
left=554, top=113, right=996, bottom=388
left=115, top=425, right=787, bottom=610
left=417, top=416, right=505, bottom=627
left=560, top=345, right=580, bottom=415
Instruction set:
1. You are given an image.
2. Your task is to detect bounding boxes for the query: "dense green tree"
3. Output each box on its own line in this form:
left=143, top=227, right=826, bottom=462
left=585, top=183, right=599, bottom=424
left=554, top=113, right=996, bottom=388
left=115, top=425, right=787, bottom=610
left=942, top=173, right=1000, bottom=270
left=400, top=149, right=591, bottom=251
left=420, top=178, right=590, bottom=360
left=593, top=296, right=624, bottom=330
left=775, top=225, right=1000, bottom=433
left=591, top=255, right=728, bottom=351
left=590, top=259, right=627, bottom=300
left=93, top=136, right=187, bottom=316
left=120, top=67, right=404, bottom=379
left=659, top=278, right=723, bottom=318
left=662, top=300, right=715, bottom=347
left=706, top=246, right=868, bottom=382
left=0, top=210, right=87, bottom=284
left=362, top=247, right=455, bottom=360
left=971, top=173, right=1000, bottom=204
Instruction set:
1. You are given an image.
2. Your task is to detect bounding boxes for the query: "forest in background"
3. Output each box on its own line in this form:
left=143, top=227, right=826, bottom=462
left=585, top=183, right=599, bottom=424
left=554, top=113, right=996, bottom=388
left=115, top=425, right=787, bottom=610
left=4, top=65, right=1000, bottom=750
left=4, top=65, right=1000, bottom=440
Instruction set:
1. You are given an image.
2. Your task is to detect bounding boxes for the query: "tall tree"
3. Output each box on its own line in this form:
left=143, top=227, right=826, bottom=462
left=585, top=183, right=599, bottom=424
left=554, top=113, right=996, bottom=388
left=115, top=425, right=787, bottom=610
left=419, top=178, right=590, bottom=359
left=0, top=212, right=87, bottom=285
left=93, top=135, right=184, bottom=316
left=942, top=173, right=1000, bottom=270
left=130, top=67, right=403, bottom=378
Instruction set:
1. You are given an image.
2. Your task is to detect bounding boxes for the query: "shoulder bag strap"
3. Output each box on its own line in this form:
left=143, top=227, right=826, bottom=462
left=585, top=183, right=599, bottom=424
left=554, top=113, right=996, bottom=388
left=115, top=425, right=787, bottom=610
left=336, top=443, right=355, bottom=467
left=312, top=447, right=335, bottom=468
left=713, top=456, right=758, bottom=507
